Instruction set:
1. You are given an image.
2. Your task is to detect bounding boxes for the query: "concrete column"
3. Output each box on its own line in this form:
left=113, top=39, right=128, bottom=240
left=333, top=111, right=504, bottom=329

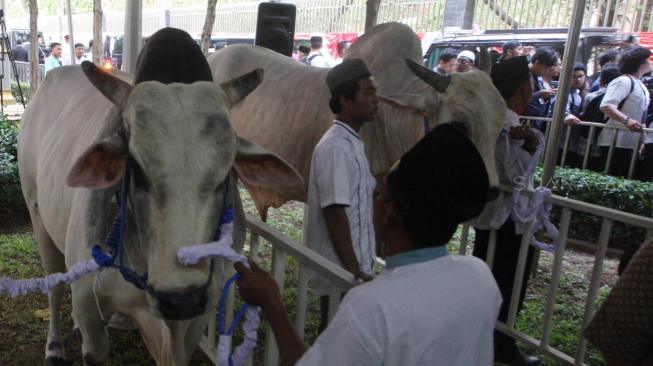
left=442, top=0, right=476, bottom=29
left=123, top=0, right=142, bottom=73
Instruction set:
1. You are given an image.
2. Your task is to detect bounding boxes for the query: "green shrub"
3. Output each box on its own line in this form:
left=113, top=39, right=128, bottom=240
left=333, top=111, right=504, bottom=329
left=0, top=117, right=24, bottom=213
left=534, top=167, right=653, bottom=249
left=10, top=81, right=30, bottom=104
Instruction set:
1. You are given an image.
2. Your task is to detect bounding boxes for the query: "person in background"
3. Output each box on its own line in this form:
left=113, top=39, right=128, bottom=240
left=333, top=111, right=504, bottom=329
left=44, top=42, right=63, bottom=76
left=497, top=40, right=523, bottom=63
left=11, top=39, right=29, bottom=62
left=473, top=56, right=544, bottom=366
left=527, top=47, right=559, bottom=131
left=434, top=48, right=458, bottom=75
left=334, top=41, right=350, bottom=65
left=589, top=49, right=620, bottom=92
left=455, top=50, right=476, bottom=73
left=73, top=43, right=88, bottom=64
left=575, top=65, right=622, bottom=171
left=307, top=36, right=330, bottom=68
left=553, top=62, right=589, bottom=169
left=297, top=45, right=310, bottom=64
left=235, top=121, right=501, bottom=366
left=61, top=34, right=73, bottom=66
left=598, top=46, right=651, bottom=178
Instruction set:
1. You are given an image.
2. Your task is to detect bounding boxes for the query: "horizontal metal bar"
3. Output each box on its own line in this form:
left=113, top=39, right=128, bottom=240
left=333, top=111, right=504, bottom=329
left=498, top=185, right=653, bottom=229
left=495, top=322, right=580, bottom=365
left=246, top=214, right=355, bottom=290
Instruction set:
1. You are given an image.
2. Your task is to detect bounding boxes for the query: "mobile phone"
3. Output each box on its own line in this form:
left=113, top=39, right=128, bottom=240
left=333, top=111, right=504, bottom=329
left=550, top=80, right=559, bottom=89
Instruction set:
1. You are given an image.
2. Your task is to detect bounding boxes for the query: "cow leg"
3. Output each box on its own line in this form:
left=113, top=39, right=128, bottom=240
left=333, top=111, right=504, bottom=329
left=71, top=279, right=110, bottom=365
left=30, top=211, right=67, bottom=365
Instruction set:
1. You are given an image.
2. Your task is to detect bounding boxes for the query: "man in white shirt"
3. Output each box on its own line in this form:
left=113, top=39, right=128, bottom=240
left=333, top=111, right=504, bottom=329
left=73, top=43, right=89, bottom=64
left=235, top=123, right=501, bottom=366
left=61, top=34, right=73, bottom=66
left=306, top=59, right=378, bottom=331
left=307, top=36, right=330, bottom=68
left=599, top=46, right=651, bottom=177
left=473, top=56, right=543, bottom=366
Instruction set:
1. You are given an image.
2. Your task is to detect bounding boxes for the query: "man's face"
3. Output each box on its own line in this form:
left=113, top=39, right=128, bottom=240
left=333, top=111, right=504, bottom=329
left=456, top=57, right=473, bottom=73
left=440, top=58, right=456, bottom=73
left=572, top=70, right=586, bottom=89
left=75, top=46, right=84, bottom=58
left=545, top=61, right=561, bottom=79
left=51, top=45, right=62, bottom=57
left=509, top=46, right=524, bottom=58
left=347, top=77, right=379, bottom=122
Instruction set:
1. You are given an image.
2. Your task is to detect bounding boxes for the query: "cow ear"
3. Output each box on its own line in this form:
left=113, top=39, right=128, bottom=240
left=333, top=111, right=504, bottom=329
left=81, top=61, right=133, bottom=109
left=234, top=136, right=305, bottom=207
left=379, top=94, right=426, bottom=115
left=220, top=68, right=263, bottom=108
left=67, top=134, right=128, bottom=188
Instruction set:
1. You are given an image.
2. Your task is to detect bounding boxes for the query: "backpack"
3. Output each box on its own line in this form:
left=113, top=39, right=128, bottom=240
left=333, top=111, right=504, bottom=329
left=305, top=53, right=322, bottom=66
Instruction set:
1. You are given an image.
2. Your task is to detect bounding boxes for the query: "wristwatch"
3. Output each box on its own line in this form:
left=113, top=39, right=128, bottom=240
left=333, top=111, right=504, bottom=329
left=622, top=116, right=630, bottom=125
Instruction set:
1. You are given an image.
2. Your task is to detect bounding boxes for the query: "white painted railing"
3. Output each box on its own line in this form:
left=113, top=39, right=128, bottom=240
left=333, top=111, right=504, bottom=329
left=197, top=196, right=653, bottom=365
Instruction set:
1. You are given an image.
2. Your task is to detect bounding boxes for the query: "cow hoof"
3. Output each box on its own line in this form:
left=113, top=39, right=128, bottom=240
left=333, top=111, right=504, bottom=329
left=83, top=353, right=103, bottom=366
left=44, top=357, right=69, bottom=366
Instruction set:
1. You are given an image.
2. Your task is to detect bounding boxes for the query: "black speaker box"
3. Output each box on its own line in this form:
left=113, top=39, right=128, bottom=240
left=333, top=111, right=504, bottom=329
left=255, top=2, right=296, bottom=57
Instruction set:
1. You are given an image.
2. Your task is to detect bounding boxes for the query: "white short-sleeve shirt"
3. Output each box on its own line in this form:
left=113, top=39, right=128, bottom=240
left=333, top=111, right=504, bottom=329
left=307, top=121, right=376, bottom=294
left=296, top=255, right=502, bottom=366
left=598, top=75, right=650, bottom=148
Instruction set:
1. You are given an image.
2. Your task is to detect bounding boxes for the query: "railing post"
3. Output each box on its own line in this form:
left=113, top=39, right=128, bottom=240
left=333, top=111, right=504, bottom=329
left=575, top=218, right=612, bottom=364
left=458, top=223, right=470, bottom=255
left=507, top=221, right=535, bottom=328
left=486, top=228, right=498, bottom=269
left=263, top=247, right=286, bottom=366
left=582, top=126, right=596, bottom=170
left=604, top=128, right=617, bottom=174
left=627, top=138, right=640, bottom=179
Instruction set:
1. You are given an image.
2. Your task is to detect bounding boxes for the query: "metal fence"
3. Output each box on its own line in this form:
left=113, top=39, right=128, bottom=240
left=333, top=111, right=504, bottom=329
left=475, top=0, right=653, bottom=32
left=522, top=116, right=653, bottom=180
left=11, top=61, right=44, bottom=85
left=199, top=197, right=653, bottom=365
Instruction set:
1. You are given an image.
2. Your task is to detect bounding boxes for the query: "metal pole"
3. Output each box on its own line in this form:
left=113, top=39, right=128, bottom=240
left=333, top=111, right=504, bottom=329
left=66, top=0, right=75, bottom=65
left=123, top=0, right=142, bottom=73
left=540, top=0, right=587, bottom=188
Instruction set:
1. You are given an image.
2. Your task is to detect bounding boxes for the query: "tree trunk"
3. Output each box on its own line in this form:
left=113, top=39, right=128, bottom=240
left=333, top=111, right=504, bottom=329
left=93, top=0, right=103, bottom=65
left=29, top=0, right=38, bottom=98
left=365, top=0, right=381, bottom=32
left=66, top=0, right=75, bottom=64
left=482, top=0, right=523, bottom=29
left=200, top=0, right=217, bottom=56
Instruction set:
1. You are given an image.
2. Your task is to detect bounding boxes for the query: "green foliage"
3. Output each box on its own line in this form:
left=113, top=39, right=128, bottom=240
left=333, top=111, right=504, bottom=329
left=10, top=81, right=30, bottom=105
left=534, top=167, right=653, bottom=249
left=0, top=118, right=25, bottom=213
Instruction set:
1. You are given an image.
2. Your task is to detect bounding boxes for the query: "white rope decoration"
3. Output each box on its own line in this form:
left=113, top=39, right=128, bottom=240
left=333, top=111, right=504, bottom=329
left=177, top=221, right=260, bottom=366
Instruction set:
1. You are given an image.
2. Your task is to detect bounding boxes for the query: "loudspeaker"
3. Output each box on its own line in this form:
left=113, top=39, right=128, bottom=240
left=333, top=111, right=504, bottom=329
left=255, top=2, right=296, bottom=57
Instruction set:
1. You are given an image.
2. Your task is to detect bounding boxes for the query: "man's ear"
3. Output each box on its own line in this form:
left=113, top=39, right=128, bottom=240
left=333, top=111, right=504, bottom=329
left=379, top=94, right=426, bottom=115
left=67, top=134, right=127, bottom=188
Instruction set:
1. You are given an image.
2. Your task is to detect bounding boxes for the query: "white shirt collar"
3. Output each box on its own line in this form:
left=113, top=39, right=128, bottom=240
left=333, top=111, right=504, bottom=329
left=333, top=120, right=361, bottom=140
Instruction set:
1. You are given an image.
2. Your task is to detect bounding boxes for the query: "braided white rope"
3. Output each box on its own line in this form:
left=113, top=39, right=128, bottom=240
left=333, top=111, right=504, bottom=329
left=0, top=259, right=102, bottom=297
left=177, top=221, right=260, bottom=366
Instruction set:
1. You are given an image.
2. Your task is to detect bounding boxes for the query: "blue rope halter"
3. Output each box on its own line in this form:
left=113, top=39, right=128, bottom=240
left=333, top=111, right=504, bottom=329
left=91, top=161, right=229, bottom=293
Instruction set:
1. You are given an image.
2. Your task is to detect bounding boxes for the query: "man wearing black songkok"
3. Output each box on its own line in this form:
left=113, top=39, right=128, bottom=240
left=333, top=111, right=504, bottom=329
left=233, top=124, right=502, bottom=366
left=473, top=55, right=544, bottom=366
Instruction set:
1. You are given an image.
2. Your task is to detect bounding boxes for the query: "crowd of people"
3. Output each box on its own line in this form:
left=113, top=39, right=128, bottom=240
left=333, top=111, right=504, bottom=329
left=431, top=42, right=653, bottom=181
left=11, top=33, right=101, bottom=76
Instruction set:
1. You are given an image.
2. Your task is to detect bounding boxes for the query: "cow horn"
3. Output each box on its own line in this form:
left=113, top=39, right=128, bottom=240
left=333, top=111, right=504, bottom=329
left=477, top=47, right=492, bottom=74
left=81, top=61, right=133, bottom=109
left=405, top=59, right=451, bottom=93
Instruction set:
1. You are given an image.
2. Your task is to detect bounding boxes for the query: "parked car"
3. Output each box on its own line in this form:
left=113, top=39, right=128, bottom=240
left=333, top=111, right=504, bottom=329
left=194, top=34, right=255, bottom=53
left=424, top=27, right=638, bottom=72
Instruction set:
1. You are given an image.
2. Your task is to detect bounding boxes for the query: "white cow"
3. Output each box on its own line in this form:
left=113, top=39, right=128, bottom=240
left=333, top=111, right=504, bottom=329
left=208, top=22, right=506, bottom=219
left=18, top=28, right=303, bottom=365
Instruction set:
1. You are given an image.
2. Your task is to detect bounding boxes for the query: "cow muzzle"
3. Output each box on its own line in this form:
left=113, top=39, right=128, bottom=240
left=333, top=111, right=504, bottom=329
left=152, top=286, right=208, bottom=320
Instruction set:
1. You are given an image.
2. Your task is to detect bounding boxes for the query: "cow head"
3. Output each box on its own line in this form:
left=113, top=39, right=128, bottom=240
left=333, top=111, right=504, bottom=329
left=379, top=48, right=505, bottom=196
left=66, top=62, right=303, bottom=320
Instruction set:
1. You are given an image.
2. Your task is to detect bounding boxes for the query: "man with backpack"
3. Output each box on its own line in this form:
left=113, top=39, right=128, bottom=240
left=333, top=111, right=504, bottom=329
left=307, top=36, right=330, bottom=68
left=598, top=46, right=651, bottom=177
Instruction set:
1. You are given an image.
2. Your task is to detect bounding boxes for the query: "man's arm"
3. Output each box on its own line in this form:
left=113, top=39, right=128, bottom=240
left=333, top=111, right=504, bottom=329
left=322, top=205, right=372, bottom=281
left=234, top=261, right=306, bottom=366
left=601, top=103, right=643, bottom=132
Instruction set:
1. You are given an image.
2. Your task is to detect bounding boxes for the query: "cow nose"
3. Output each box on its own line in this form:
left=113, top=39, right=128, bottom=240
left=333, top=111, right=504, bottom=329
left=154, top=286, right=208, bottom=320
left=487, top=186, right=500, bottom=201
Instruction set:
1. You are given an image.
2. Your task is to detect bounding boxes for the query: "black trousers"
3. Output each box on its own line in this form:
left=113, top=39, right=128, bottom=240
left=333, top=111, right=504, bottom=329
left=600, top=146, right=635, bottom=178
left=635, top=143, right=653, bottom=182
left=473, top=223, right=536, bottom=356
